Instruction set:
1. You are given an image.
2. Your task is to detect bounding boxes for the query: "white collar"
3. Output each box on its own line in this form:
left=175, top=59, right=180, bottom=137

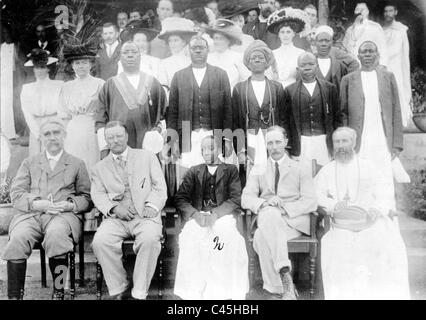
left=46, top=149, right=64, bottom=162
left=111, top=147, right=129, bottom=161
left=207, top=165, right=218, bottom=175
left=38, top=40, right=48, bottom=47
left=270, top=153, right=288, bottom=167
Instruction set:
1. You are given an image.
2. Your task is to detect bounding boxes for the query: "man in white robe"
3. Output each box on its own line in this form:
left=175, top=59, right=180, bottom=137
left=340, top=41, right=403, bottom=212
left=174, top=135, right=248, bottom=300
left=315, top=127, right=410, bottom=300
left=343, top=3, right=388, bottom=67
left=383, top=3, right=412, bottom=127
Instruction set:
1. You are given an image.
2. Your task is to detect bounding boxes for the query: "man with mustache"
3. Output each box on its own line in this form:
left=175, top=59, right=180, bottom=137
left=315, top=127, right=410, bottom=299
left=95, top=23, right=122, bottom=81
left=241, top=125, right=317, bottom=300
left=95, top=41, right=166, bottom=158
left=2, top=119, right=91, bottom=299
left=340, top=40, right=403, bottom=216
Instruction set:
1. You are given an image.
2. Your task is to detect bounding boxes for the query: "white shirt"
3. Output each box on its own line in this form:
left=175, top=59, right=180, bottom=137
left=106, top=41, right=119, bottom=57
left=251, top=80, right=266, bottom=107
left=192, top=67, right=207, bottom=87
left=38, top=40, right=48, bottom=50
left=207, top=165, right=218, bottom=175
left=318, top=57, right=331, bottom=78
left=111, top=147, right=129, bottom=162
left=46, top=149, right=64, bottom=170
left=303, top=81, right=317, bottom=96
left=125, top=73, right=140, bottom=89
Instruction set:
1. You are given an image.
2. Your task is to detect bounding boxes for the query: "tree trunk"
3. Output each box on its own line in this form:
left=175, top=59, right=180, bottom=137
left=318, top=0, right=329, bottom=25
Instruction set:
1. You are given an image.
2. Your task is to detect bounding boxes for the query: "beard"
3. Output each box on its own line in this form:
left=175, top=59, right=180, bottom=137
left=334, top=146, right=355, bottom=163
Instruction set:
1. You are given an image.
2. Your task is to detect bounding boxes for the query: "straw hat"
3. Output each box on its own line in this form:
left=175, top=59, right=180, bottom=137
left=204, top=19, right=243, bottom=45
left=158, top=17, right=197, bottom=40
left=120, top=17, right=159, bottom=42
left=24, top=48, right=58, bottom=67
left=331, top=206, right=378, bottom=232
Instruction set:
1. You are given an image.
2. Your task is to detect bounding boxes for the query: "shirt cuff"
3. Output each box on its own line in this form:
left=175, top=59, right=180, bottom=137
left=145, top=202, right=159, bottom=213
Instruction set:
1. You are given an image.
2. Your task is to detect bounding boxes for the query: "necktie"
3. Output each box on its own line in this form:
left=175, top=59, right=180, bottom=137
left=274, top=162, right=280, bottom=195
left=49, top=158, right=56, bottom=171
left=116, top=155, right=125, bottom=170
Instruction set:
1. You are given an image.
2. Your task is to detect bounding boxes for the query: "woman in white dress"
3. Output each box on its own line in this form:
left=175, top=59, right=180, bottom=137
left=117, top=18, right=161, bottom=79
left=20, top=49, right=63, bottom=156
left=157, top=17, right=197, bottom=92
left=266, top=8, right=310, bottom=88
left=205, top=19, right=250, bottom=89
left=59, top=43, right=105, bottom=172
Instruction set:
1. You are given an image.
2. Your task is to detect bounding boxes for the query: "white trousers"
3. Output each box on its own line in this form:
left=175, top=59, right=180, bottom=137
left=300, top=135, right=330, bottom=166
left=174, top=215, right=249, bottom=300
left=92, top=217, right=162, bottom=299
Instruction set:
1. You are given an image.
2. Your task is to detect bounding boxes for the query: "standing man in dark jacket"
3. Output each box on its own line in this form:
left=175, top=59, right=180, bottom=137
left=95, top=23, right=121, bottom=81
left=284, top=52, right=340, bottom=164
left=340, top=41, right=403, bottom=211
left=166, top=36, right=232, bottom=181
left=232, top=40, right=288, bottom=186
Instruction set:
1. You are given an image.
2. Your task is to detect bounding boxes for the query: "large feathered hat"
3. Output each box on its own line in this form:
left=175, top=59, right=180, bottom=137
left=62, top=41, right=97, bottom=61
left=266, top=7, right=311, bottom=35
left=219, top=3, right=258, bottom=19
left=24, top=48, right=58, bottom=67
left=120, top=17, right=160, bottom=43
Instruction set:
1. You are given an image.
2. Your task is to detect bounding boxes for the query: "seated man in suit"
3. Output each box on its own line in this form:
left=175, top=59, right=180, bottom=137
left=91, top=121, right=167, bottom=300
left=173, top=135, right=249, bottom=300
left=241, top=125, right=317, bottom=300
left=2, top=119, right=91, bottom=300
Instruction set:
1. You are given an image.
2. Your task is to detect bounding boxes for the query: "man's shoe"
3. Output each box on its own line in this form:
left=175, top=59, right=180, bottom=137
left=115, top=287, right=132, bottom=300
left=280, top=271, right=297, bottom=300
left=7, top=261, right=26, bottom=300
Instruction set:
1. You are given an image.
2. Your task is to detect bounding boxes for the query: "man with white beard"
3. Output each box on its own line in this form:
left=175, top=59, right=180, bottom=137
left=315, top=127, right=410, bottom=300
left=382, top=3, right=412, bottom=127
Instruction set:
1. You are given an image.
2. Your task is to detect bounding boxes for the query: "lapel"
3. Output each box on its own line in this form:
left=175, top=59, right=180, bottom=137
left=353, top=71, right=365, bottom=118
left=50, top=152, right=70, bottom=178
left=196, top=164, right=207, bottom=191
left=376, top=68, right=386, bottom=114
left=291, top=81, right=302, bottom=133
left=267, top=156, right=291, bottom=194
left=206, top=64, right=216, bottom=93
left=39, top=153, right=52, bottom=175
left=215, top=163, right=226, bottom=185
left=126, top=147, right=135, bottom=186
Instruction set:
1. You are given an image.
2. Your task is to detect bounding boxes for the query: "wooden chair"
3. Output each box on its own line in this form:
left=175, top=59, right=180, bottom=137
left=243, top=159, right=324, bottom=299
left=95, top=211, right=168, bottom=300
left=34, top=213, right=86, bottom=300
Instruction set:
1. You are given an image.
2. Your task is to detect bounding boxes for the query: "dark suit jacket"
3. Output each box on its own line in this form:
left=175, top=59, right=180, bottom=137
left=315, top=55, right=348, bottom=95
left=175, top=163, right=241, bottom=222
left=329, top=47, right=360, bottom=74
left=10, top=151, right=91, bottom=242
left=243, top=21, right=267, bottom=40
left=166, top=64, right=232, bottom=138
left=284, top=78, right=340, bottom=156
left=95, top=43, right=122, bottom=81
left=340, top=68, right=403, bottom=152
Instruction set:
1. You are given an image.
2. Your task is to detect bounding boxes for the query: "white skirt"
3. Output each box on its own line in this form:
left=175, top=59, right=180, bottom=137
left=174, top=215, right=249, bottom=300
left=321, top=216, right=410, bottom=300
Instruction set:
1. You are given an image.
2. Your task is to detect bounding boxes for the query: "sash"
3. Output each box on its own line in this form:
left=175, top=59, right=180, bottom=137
left=113, top=72, right=153, bottom=111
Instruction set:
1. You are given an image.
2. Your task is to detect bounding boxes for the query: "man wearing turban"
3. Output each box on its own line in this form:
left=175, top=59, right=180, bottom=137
left=232, top=40, right=290, bottom=186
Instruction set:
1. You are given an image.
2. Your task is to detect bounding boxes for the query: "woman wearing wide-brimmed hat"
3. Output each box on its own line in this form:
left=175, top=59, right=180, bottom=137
left=205, top=19, right=251, bottom=89
left=267, top=8, right=310, bottom=88
left=20, top=49, right=63, bottom=156
left=157, top=17, right=198, bottom=91
left=117, top=17, right=162, bottom=79
left=58, top=42, right=105, bottom=172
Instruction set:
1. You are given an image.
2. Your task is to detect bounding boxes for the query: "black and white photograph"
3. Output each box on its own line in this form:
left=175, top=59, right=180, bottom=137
left=0, top=0, right=426, bottom=305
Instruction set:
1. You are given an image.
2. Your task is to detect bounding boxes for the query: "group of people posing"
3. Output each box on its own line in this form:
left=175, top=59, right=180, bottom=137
left=2, top=2, right=411, bottom=301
